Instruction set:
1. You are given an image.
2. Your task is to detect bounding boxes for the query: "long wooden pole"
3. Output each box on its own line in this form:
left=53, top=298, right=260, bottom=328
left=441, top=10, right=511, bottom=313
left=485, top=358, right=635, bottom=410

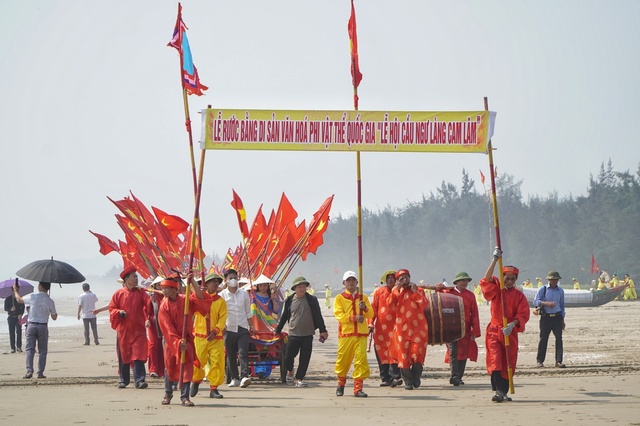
left=484, top=97, right=514, bottom=394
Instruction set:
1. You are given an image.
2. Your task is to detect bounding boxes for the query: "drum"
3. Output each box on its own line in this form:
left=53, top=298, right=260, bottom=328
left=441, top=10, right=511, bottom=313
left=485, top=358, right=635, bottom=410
left=424, top=292, right=465, bottom=345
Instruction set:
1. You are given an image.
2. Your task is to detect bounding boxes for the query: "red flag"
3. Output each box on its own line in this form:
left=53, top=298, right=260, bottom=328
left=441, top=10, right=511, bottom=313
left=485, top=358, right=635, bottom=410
left=302, top=195, right=334, bottom=260
left=479, top=170, right=485, bottom=185
left=590, top=254, right=599, bottom=275
left=348, top=0, right=363, bottom=91
left=231, top=190, right=250, bottom=240
left=89, top=231, right=120, bottom=256
left=274, top=193, right=298, bottom=234
left=168, top=3, right=208, bottom=96
left=152, top=206, right=189, bottom=238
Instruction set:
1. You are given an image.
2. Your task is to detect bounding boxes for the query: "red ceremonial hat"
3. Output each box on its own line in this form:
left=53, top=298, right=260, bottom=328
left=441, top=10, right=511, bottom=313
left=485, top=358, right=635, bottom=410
left=503, top=266, right=520, bottom=276
left=160, top=279, right=179, bottom=289
left=395, top=269, right=410, bottom=279
left=120, top=265, right=137, bottom=279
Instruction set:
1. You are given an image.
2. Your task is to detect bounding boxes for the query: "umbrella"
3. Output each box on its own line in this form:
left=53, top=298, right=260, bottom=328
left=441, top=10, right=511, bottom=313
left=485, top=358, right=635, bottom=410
left=0, top=278, right=34, bottom=299
left=16, top=257, right=85, bottom=284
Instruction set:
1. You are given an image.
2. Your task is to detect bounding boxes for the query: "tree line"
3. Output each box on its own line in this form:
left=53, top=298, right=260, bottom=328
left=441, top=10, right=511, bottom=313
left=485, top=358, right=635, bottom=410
left=302, top=160, right=640, bottom=290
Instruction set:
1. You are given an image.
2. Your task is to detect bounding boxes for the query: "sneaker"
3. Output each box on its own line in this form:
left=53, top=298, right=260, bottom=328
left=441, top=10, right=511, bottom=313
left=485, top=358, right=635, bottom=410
left=536, top=362, right=545, bottom=368
left=37, top=374, right=47, bottom=379
left=555, top=362, right=566, bottom=368
left=240, top=377, right=252, bottom=388
left=392, top=378, right=403, bottom=387
left=294, top=380, right=308, bottom=388
left=228, top=379, right=240, bottom=387
left=492, top=391, right=506, bottom=402
left=16, top=348, right=22, bottom=353
left=190, top=382, right=199, bottom=397
left=118, top=382, right=127, bottom=389
left=286, top=375, right=294, bottom=385
left=135, top=381, right=148, bottom=389
left=23, top=373, right=33, bottom=379
left=11, top=349, right=16, bottom=353
left=149, top=372, right=159, bottom=378
left=404, top=384, right=414, bottom=390
left=210, top=389, right=223, bottom=399
left=379, top=381, right=392, bottom=387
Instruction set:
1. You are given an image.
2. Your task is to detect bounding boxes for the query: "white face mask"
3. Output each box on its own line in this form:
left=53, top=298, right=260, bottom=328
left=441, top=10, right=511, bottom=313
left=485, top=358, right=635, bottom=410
left=227, top=278, right=238, bottom=288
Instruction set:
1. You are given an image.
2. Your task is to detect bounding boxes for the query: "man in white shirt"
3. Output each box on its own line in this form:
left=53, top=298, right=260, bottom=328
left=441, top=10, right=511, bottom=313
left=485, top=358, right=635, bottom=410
left=12, top=282, right=58, bottom=379
left=77, top=283, right=100, bottom=345
left=219, top=268, right=253, bottom=388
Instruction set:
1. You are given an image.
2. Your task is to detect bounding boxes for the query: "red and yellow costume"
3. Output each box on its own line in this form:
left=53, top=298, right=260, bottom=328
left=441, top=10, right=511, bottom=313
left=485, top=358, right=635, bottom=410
left=158, top=292, right=211, bottom=384
left=334, top=290, right=373, bottom=393
left=192, top=293, right=227, bottom=389
left=388, top=286, right=429, bottom=368
left=109, top=286, right=151, bottom=364
left=480, top=275, right=530, bottom=380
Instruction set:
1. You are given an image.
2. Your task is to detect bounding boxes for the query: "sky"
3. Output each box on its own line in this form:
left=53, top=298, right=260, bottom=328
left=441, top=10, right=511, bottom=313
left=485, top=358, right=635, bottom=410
left=1, top=0, right=639, bottom=279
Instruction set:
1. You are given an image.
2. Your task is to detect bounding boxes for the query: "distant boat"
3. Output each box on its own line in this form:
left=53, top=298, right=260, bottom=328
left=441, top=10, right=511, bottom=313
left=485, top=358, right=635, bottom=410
left=521, top=285, right=627, bottom=308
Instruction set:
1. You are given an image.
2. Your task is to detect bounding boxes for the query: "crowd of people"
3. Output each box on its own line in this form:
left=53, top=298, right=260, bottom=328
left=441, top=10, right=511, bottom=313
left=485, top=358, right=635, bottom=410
left=4, top=251, right=638, bottom=405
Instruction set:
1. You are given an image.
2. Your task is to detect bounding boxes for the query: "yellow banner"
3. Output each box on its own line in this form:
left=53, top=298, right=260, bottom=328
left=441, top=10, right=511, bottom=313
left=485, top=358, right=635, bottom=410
left=201, top=109, right=495, bottom=153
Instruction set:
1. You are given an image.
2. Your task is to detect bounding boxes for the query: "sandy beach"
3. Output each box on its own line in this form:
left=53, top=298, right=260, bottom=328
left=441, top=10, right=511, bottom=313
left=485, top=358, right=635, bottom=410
left=1, top=294, right=639, bottom=425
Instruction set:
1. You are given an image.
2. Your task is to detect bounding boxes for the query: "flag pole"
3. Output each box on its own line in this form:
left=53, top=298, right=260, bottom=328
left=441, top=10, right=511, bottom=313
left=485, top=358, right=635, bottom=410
left=179, top=140, right=207, bottom=387
left=348, top=0, right=364, bottom=296
left=484, top=96, right=514, bottom=394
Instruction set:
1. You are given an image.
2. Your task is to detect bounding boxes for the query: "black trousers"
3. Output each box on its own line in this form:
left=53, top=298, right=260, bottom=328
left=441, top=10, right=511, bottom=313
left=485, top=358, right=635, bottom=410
left=224, top=327, right=250, bottom=380
left=446, top=341, right=468, bottom=380
left=7, top=316, right=22, bottom=350
left=374, top=346, right=399, bottom=382
left=284, top=335, right=313, bottom=380
left=536, top=315, right=563, bottom=363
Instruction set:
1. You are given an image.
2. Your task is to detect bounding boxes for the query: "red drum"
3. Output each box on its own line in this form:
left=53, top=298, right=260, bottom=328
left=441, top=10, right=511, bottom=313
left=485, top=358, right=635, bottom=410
left=424, top=292, right=465, bottom=345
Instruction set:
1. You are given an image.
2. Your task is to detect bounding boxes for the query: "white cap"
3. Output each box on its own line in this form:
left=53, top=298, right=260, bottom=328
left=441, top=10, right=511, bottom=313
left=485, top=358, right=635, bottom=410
left=343, top=270, right=357, bottom=281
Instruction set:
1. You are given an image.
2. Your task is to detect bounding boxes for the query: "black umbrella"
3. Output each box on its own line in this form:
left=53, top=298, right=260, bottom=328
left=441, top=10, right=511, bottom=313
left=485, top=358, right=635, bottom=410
left=16, top=257, right=85, bottom=284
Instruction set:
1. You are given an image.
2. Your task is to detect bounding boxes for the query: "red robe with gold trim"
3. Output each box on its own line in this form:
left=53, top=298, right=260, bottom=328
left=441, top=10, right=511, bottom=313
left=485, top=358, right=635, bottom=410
left=480, top=276, right=530, bottom=379
left=158, top=292, right=211, bottom=383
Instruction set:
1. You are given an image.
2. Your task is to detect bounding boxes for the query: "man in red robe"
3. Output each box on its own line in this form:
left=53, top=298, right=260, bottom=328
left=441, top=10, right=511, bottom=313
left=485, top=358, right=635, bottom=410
left=388, top=269, right=429, bottom=390
left=109, top=266, right=151, bottom=389
left=437, top=272, right=481, bottom=386
left=480, top=248, right=530, bottom=402
left=158, top=275, right=210, bottom=407
left=368, top=269, right=401, bottom=387
left=147, top=278, right=165, bottom=378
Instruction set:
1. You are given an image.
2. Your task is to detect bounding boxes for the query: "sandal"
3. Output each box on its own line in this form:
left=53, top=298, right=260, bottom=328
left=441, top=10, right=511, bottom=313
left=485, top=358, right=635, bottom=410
left=161, top=393, right=173, bottom=405
left=181, top=398, right=195, bottom=407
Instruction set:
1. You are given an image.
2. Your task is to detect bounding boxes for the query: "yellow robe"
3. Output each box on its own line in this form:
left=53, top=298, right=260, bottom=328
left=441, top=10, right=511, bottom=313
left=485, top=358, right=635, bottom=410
left=334, top=290, right=373, bottom=388
left=192, top=295, right=227, bottom=387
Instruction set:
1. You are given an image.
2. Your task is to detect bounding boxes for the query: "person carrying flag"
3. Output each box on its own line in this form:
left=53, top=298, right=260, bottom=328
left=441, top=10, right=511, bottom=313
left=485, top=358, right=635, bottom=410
left=190, top=273, right=227, bottom=399
left=480, top=248, right=530, bottom=402
left=334, top=271, right=373, bottom=397
left=158, top=274, right=210, bottom=407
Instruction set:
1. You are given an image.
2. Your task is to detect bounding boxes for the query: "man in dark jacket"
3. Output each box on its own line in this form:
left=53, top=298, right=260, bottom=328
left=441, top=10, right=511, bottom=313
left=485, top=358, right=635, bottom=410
left=275, top=276, right=329, bottom=388
left=5, top=283, right=25, bottom=353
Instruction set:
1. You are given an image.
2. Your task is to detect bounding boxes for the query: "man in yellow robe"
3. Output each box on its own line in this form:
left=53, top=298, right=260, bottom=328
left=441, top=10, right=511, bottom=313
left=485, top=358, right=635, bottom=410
left=191, top=273, right=227, bottom=399
left=334, top=270, right=373, bottom=397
